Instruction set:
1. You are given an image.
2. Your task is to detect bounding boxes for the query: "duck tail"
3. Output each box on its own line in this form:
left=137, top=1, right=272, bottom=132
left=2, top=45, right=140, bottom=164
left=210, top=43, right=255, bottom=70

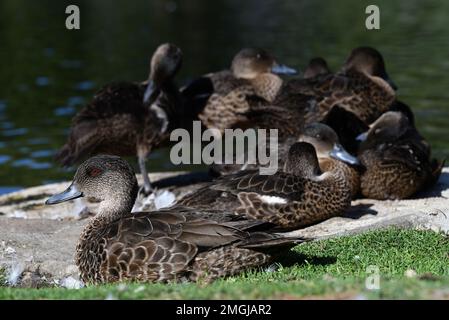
left=425, top=158, right=446, bottom=189
left=238, top=231, right=312, bottom=250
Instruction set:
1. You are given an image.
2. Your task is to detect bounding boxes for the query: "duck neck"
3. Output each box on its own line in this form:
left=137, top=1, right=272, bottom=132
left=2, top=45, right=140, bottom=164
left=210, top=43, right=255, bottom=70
left=96, top=197, right=135, bottom=223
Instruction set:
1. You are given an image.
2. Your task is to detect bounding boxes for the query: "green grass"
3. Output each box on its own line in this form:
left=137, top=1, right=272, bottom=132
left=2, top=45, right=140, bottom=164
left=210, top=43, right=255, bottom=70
left=1, top=228, right=448, bottom=299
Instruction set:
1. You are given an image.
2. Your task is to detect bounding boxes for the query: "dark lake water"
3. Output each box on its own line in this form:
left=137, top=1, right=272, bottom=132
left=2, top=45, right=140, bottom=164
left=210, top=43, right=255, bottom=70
left=1, top=0, right=449, bottom=195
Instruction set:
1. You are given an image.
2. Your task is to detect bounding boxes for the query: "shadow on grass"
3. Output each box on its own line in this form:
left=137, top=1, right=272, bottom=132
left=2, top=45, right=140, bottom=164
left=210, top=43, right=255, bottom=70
left=275, top=251, right=337, bottom=268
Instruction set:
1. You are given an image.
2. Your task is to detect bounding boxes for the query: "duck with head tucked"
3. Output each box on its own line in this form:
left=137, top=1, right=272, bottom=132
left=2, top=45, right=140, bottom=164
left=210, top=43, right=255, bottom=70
left=56, top=43, right=191, bottom=195
left=356, top=105, right=443, bottom=200
left=285, top=46, right=397, bottom=124
left=181, top=47, right=301, bottom=136
left=45, top=155, right=306, bottom=284
left=178, top=142, right=353, bottom=229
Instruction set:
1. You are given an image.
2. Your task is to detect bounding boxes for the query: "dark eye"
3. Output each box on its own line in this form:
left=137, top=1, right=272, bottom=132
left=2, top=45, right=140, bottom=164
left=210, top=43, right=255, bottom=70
left=87, top=166, right=103, bottom=177
left=316, top=134, right=321, bottom=139
left=256, top=54, right=261, bottom=59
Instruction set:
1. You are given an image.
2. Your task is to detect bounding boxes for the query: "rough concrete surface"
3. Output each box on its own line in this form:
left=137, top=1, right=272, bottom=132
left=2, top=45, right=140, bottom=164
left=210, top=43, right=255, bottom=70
left=1, top=169, right=448, bottom=287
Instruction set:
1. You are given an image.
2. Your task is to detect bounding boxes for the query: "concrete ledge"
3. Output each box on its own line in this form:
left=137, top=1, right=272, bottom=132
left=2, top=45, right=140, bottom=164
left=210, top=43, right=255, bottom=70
left=1, top=169, right=448, bottom=287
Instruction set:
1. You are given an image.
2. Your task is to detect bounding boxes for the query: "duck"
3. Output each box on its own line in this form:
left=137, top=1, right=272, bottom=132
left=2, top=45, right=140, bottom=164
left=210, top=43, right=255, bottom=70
left=178, top=142, right=353, bottom=229
left=297, top=123, right=361, bottom=198
left=284, top=46, right=397, bottom=124
left=321, top=105, right=369, bottom=155
left=45, top=155, right=306, bottom=284
left=209, top=123, right=360, bottom=198
left=303, top=57, right=331, bottom=79
left=180, top=47, right=299, bottom=134
left=356, top=107, right=443, bottom=199
left=56, top=43, right=189, bottom=194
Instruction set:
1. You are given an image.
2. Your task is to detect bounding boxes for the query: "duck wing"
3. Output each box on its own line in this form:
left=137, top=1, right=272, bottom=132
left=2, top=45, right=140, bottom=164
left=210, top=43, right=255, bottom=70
left=97, top=211, right=248, bottom=282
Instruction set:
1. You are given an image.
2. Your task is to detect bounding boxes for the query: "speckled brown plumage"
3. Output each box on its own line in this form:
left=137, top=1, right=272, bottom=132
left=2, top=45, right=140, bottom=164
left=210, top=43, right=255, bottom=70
left=56, top=43, right=186, bottom=193
left=178, top=142, right=352, bottom=229
left=358, top=110, right=442, bottom=199
left=46, top=155, right=305, bottom=285
left=181, top=48, right=299, bottom=134
left=284, top=47, right=397, bottom=124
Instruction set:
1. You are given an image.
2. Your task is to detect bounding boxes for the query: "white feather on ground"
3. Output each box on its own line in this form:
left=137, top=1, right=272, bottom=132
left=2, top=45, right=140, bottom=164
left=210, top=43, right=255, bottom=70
left=7, top=263, right=24, bottom=286
left=132, top=189, right=176, bottom=212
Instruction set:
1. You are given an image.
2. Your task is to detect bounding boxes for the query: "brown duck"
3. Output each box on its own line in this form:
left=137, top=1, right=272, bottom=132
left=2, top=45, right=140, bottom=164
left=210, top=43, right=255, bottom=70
left=303, top=57, right=331, bottom=79
left=45, top=155, right=306, bottom=284
left=181, top=47, right=299, bottom=135
left=284, top=46, right=397, bottom=124
left=178, top=142, right=353, bottom=229
left=56, top=43, right=189, bottom=194
left=357, top=106, right=443, bottom=199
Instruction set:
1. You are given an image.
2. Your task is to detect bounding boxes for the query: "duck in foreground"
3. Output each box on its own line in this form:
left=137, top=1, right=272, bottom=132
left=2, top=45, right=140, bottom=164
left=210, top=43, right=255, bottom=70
left=45, top=155, right=306, bottom=284
left=56, top=43, right=186, bottom=194
left=357, top=107, right=443, bottom=199
left=178, top=142, right=353, bottom=229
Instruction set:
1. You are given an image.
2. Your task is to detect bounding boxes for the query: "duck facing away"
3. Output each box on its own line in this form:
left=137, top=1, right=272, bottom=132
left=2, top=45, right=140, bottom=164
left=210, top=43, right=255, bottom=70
left=178, top=142, right=353, bottom=229
left=181, top=47, right=298, bottom=134
left=56, top=43, right=187, bottom=194
left=285, top=46, right=397, bottom=124
left=357, top=109, right=443, bottom=199
left=45, top=155, right=305, bottom=284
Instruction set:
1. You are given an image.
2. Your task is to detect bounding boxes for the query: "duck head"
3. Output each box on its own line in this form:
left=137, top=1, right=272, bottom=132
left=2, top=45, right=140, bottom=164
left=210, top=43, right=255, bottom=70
left=231, top=48, right=298, bottom=79
left=143, top=43, right=183, bottom=104
left=284, top=142, right=321, bottom=177
left=303, top=57, right=331, bottom=79
left=343, top=46, right=397, bottom=91
left=46, top=155, right=139, bottom=218
left=356, top=111, right=410, bottom=149
left=299, top=123, right=360, bottom=166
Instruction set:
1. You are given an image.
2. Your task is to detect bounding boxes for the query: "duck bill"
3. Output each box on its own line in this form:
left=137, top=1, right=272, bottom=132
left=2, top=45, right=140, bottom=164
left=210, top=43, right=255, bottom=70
left=143, top=80, right=157, bottom=104
left=356, top=131, right=369, bottom=142
left=330, top=144, right=360, bottom=166
left=271, top=62, right=298, bottom=75
left=45, top=184, right=83, bottom=205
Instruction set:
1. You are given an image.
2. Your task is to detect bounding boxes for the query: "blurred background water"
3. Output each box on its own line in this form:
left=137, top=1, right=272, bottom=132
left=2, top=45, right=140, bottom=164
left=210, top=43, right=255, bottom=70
left=0, top=0, right=448, bottom=195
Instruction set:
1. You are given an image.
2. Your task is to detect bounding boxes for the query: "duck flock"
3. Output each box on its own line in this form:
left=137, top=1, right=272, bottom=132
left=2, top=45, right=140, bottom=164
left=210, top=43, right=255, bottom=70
left=45, top=43, right=443, bottom=285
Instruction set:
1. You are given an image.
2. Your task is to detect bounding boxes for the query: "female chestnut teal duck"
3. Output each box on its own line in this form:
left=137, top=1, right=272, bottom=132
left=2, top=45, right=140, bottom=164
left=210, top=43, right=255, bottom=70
left=45, top=155, right=305, bottom=284
left=357, top=108, right=443, bottom=199
left=303, top=57, right=331, bottom=79
left=181, top=47, right=298, bottom=134
left=178, top=142, right=353, bottom=229
left=297, top=123, right=361, bottom=198
left=211, top=123, right=361, bottom=198
left=56, top=43, right=189, bottom=194
left=284, top=46, right=397, bottom=124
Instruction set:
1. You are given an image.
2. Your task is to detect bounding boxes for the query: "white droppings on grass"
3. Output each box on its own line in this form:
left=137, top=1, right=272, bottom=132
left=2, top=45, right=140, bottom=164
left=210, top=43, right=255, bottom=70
left=405, top=269, right=417, bottom=278
left=60, top=276, right=84, bottom=289
left=7, top=263, right=24, bottom=286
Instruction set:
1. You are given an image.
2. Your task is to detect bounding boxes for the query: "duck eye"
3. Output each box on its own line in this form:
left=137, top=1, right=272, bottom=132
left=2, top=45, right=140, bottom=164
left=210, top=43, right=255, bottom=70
left=256, top=54, right=261, bottom=59
left=87, top=166, right=103, bottom=177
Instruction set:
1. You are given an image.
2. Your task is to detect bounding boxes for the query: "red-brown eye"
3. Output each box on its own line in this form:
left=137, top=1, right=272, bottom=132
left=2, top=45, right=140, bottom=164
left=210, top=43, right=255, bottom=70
left=87, top=166, right=103, bottom=177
